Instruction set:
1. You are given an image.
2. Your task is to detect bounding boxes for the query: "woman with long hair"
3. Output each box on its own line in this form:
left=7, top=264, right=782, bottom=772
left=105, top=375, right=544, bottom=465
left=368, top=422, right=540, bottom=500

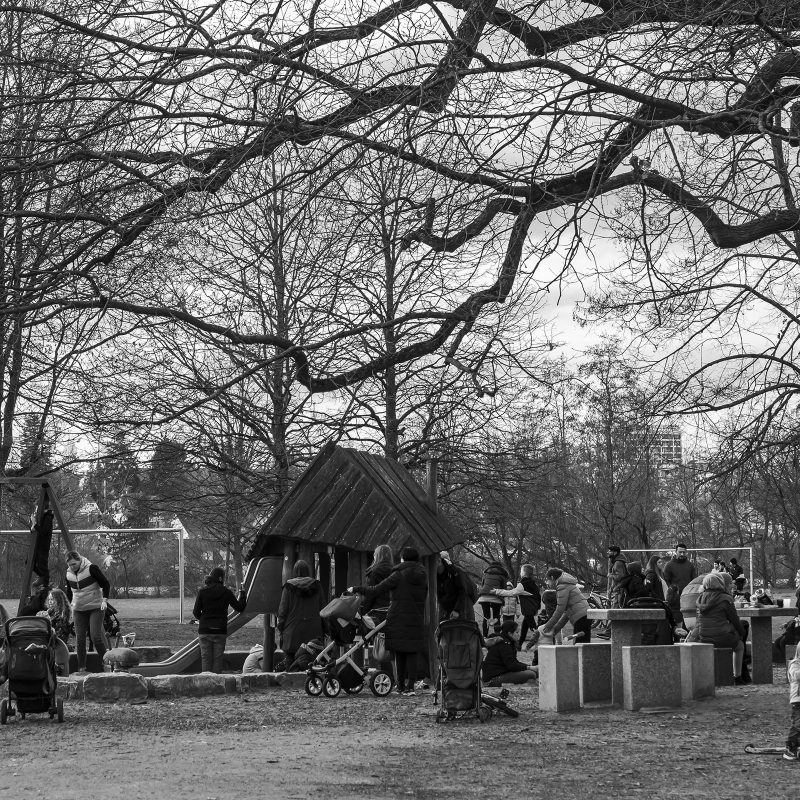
left=65, top=549, right=111, bottom=672
left=193, top=566, right=247, bottom=673
left=644, top=554, right=667, bottom=601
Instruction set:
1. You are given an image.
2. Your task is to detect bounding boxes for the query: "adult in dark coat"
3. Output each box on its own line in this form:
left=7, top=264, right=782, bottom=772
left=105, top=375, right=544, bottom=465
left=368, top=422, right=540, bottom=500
left=276, top=560, right=325, bottom=663
left=482, top=620, right=539, bottom=685
left=477, top=561, right=508, bottom=636
left=193, top=566, right=247, bottom=673
left=354, top=546, right=428, bottom=695
left=696, top=571, right=747, bottom=683
left=437, top=551, right=477, bottom=622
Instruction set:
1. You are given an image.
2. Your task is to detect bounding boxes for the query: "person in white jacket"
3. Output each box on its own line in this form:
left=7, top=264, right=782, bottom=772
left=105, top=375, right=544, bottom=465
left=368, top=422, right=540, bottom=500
left=539, top=568, right=592, bottom=644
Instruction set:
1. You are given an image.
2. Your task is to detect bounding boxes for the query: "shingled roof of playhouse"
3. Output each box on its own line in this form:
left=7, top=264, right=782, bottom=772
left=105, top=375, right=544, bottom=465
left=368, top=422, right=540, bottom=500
left=246, top=442, right=462, bottom=559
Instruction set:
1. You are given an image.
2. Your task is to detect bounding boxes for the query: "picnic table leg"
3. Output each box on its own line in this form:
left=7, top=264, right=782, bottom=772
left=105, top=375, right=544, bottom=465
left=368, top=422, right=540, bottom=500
left=610, top=621, right=641, bottom=705
left=748, top=617, right=773, bottom=684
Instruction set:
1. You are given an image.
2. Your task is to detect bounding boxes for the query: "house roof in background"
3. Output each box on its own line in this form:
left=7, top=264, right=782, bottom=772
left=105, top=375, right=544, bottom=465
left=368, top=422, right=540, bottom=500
left=246, top=442, right=462, bottom=559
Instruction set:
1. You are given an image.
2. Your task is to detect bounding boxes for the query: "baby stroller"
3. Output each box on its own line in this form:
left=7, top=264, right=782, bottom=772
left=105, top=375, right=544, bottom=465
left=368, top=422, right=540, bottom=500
left=304, top=593, right=393, bottom=699
left=0, top=616, right=64, bottom=724
left=435, top=619, right=519, bottom=723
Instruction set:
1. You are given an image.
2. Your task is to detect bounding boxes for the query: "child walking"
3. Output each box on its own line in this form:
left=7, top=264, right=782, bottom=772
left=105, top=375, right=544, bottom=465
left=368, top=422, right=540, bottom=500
left=500, top=582, right=518, bottom=626
left=785, top=648, right=800, bottom=760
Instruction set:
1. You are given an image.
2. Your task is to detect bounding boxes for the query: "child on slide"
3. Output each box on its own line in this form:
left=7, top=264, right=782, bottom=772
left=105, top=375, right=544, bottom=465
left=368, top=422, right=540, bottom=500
left=785, top=648, right=800, bottom=760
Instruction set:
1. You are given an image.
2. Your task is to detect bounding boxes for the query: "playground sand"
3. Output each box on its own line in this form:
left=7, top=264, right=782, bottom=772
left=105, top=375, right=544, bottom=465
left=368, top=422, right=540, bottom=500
left=0, top=667, right=795, bottom=800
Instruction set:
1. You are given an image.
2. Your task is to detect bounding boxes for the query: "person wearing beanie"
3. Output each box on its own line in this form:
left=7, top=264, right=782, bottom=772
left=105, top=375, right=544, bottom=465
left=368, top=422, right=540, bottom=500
left=617, top=561, right=648, bottom=607
left=192, top=566, right=247, bottom=673
left=482, top=619, right=538, bottom=686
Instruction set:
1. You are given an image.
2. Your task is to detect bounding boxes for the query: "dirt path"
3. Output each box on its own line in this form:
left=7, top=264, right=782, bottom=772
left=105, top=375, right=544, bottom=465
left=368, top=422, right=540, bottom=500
left=0, top=677, right=797, bottom=800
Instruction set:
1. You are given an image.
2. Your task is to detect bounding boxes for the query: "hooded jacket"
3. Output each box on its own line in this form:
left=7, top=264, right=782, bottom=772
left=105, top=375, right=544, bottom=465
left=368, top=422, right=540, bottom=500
left=696, top=588, right=745, bottom=646
left=617, top=561, right=648, bottom=605
left=66, top=557, right=110, bottom=612
left=543, top=572, right=589, bottom=632
left=482, top=633, right=529, bottom=682
left=361, top=560, right=428, bottom=652
left=193, top=579, right=247, bottom=635
left=478, top=562, right=508, bottom=602
left=277, top=576, right=324, bottom=654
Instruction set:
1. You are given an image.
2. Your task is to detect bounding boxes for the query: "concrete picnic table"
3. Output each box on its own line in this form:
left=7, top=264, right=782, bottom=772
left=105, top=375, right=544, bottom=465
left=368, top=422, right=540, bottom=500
left=736, top=605, right=797, bottom=684
left=586, top=607, right=667, bottom=705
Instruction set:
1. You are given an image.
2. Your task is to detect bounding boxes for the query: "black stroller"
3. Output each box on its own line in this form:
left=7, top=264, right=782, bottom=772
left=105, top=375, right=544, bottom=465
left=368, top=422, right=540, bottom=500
left=0, top=616, right=64, bottom=724
left=304, top=593, right=393, bottom=698
left=435, top=619, right=518, bottom=723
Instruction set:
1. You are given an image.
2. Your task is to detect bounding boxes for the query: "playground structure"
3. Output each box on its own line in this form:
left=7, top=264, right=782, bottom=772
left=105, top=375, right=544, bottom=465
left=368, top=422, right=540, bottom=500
left=1, top=443, right=465, bottom=677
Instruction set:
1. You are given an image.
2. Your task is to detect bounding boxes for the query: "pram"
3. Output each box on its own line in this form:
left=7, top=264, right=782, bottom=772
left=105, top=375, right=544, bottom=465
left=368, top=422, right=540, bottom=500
left=435, top=619, right=519, bottom=723
left=0, top=616, right=64, bottom=724
left=304, top=593, right=393, bottom=698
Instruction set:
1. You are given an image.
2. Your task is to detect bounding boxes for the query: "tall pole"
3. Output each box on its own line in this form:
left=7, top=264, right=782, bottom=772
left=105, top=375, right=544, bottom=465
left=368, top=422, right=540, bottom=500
left=178, top=523, right=185, bottom=624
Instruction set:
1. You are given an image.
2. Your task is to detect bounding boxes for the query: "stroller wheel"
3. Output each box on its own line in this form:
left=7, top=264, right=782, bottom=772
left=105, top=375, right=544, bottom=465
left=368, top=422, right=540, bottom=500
left=304, top=675, right=324, bottom=697
left=322, top=677, right=341, bottom=697
left=369, top=671, right=393, bottom=697
left=0, top=699, right=7, bottom=725
left=477, top=706, right=492, bottom=724
left=343, top=682, right=364, bottom=694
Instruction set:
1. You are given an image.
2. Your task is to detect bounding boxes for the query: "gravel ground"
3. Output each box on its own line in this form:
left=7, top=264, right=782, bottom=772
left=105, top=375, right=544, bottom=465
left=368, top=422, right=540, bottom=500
left=0, top=668, right=797, bottom=800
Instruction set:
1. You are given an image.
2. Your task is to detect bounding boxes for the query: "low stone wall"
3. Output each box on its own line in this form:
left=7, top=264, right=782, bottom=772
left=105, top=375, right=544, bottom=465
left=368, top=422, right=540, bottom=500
left=56, top=671, right=308, bottom=703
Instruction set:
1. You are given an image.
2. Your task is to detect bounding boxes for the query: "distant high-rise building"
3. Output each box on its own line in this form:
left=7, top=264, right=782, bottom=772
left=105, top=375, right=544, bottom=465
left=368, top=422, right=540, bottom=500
left=653, top=426, right=682, bottom=465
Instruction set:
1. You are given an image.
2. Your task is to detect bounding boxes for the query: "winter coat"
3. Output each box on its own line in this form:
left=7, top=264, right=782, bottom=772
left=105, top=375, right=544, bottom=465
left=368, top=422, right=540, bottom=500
left=362, top=561, right=393, bottom=614
left=276, top=576, right=324, bottom=655
left=607, top=554, right=629, bottom=603
left=193, top=581, right=247, bottom=635
left=242, top=644, right=263, bottom=674
left=696, top=589, right=745, bottom=648
left=728, top=563, right=744, bottom=580
left=65, top=558, right=110, bottom=612
left=543, top=572, right=589, bottom=632
left=644, top=568, right=666, bottom=602
left=482, top=633, right=528, bottom=682
left=493, top=578, right=541, bottom=620
left=437, top=561, right=477, bottom=621
left=617, top=561, right=648, bottom=606
left=477, top=562, right=508, bottom=604
left=663, top=557, right=697, bottom=608
left=361, top=560, right=428, bottom=653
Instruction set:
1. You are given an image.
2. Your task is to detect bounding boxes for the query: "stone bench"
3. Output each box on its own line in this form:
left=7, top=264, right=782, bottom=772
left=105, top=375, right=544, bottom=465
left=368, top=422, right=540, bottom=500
left=678, top=643, right=715, bottom=702
left=578, top=642, right=612, bottom=705
left=539, top=642, right=717, bottom=713
left=622, top=646, right=683, bottom=711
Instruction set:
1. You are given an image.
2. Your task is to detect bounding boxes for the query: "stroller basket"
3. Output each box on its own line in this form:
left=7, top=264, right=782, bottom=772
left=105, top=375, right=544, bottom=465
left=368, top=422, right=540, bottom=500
left=320, top=594, right=362, bottom=623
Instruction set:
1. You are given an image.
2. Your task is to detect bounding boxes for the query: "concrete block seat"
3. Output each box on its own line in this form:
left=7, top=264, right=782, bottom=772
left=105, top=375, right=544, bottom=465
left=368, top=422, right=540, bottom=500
left=622, top=645, right=683, bottom=711
left=577, top=642, right=612, bottom=705
left=538, top=645, right=581, bottom=712
left=678, top=643, right=715, bottom=701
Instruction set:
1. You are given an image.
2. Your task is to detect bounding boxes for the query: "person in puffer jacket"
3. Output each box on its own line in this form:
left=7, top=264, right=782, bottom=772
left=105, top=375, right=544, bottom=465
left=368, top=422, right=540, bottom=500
left=696, top=571, right=747, bottom=684
left=65, top=550, right=111, bottom=672
left=276, top=560, right=324, bottom=665
left=193, top=566, right=248, bottom=673
left=539, top=568, right=591, bottom=644
left=617, top=561, right=648, bottom=607
left=477, top=561, right=508, bottom=637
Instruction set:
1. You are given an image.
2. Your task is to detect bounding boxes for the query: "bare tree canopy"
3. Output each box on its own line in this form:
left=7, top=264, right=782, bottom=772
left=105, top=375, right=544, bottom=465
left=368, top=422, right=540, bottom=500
left=4, top=0, right=800, bottom=405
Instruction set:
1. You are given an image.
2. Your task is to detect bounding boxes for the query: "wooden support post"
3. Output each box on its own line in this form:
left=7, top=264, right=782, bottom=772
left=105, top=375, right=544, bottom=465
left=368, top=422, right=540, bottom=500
left=334, top=546, right=349, bottom=596
left=17, top=485, right=48, bottom=615
left=425, top=554, right=439, bottom=681
left=46, top=484, right=74, bottom=553
left=282, top=539, right=295, bottom=583
left=298, top=543, right=314, bottom=569
left=347, top=549, right=362, bottom=590
left=318, top=551, right=331, bottom=602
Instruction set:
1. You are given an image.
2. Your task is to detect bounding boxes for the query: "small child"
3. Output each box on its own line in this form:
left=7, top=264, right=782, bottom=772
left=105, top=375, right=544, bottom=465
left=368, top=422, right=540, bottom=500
left=501, top=582, right=518, bottom=625
left=785, top=649, right=800, bottom=759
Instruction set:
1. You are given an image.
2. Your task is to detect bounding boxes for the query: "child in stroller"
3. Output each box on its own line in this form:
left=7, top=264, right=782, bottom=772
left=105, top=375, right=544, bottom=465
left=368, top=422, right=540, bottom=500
left=0, top=616, right=64, bottom=724
left=303, top=593, right=393, bottom=699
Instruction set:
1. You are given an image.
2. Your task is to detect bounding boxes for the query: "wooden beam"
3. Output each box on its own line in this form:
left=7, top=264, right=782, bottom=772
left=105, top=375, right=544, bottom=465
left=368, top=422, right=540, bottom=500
left=45, top=484, right=74, bottom=553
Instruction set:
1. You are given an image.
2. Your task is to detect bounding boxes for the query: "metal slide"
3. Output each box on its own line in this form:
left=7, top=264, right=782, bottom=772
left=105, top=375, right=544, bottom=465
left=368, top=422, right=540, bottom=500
left=132, top=558, right=272, bottom=677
